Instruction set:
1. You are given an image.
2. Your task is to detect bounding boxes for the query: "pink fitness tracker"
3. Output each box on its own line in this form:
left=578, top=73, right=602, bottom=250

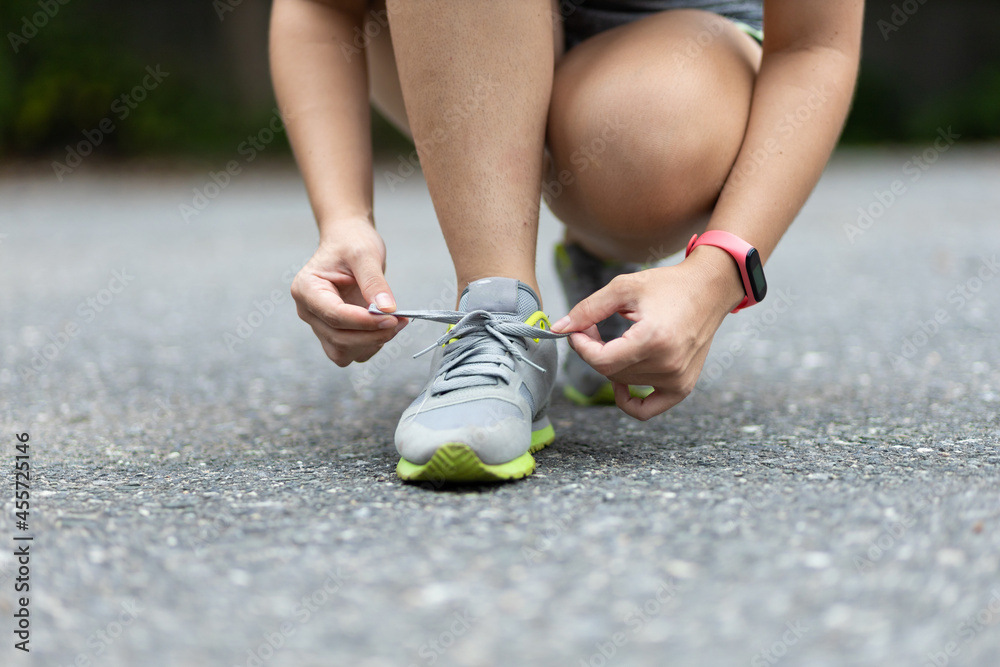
left=686, top=230, right=767, bottom=313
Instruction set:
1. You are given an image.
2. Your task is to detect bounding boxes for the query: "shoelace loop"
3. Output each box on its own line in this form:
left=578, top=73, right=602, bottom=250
left=368, top=305, right=568, bottom=395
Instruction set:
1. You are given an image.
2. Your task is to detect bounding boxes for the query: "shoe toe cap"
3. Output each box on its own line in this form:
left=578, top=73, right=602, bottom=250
left=395, top=399, right=529, bottom=466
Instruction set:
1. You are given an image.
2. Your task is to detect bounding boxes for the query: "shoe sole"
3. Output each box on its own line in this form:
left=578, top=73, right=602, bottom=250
left=563, top=382, right=654, bottom=406
left=396, top=422, right=555, bottom=484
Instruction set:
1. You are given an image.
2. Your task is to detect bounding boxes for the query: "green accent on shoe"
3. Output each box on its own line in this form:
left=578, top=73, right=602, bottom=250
left=629, top=385, right=655, bottom=400
left=563, top=382, right=654, bottom=406
left=732, top=21, right=764, bottom=44
left=554, top=242, right=572, bottom=271
left=530, top=423, right=555, bottom=453
left=398, top=422, right=556, bottom=484
left=556, top=240, right=650, bottom=272
left=564, top=382, right=615, bottom=406
left=397, top=444, right=537, bottom=483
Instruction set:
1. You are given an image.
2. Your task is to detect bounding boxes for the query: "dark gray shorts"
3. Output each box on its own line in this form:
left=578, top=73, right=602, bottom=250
left=559, top=0, right=763, bottom=50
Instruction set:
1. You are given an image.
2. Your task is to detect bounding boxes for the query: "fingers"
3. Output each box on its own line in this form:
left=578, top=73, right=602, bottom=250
left=607, top=341, right=711, bottom=420
left=568, top=323, right=694, bottom=420
left=550, top=277, right=630, bottom=333
left=295, top=275, right=398, bottom=331
left=568, top=327, right=648, bottom=378
left=613, top=383, right=686, bottom=421
left=302, top=299, right=397, bottom=331
left=301, top=305, right=405, bottom=342
left=564, top=325, right=602, bottom=357
left=306, top=312, right=407, bottom=367
left=318, top=337, right=384, bottom=367
left=351, top=252, right=396, bottom=313
left=289, top=231, right=402, bottom=367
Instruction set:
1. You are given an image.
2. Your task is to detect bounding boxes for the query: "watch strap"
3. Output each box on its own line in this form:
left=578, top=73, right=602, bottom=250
left=685, top=230, right=758, bottom=313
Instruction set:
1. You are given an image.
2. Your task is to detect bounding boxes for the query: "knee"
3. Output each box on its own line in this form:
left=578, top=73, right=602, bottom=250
left=546, top=12, right=758, bottom=242
left=547, top=67, right=723, bottom=236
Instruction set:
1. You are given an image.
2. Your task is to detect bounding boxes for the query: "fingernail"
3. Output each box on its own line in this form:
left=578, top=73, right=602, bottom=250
left=552, top=316, right=570, bottom=331
left=378, top=317, right=396, bottom=329
left=375, top=292, right=394, bottom=311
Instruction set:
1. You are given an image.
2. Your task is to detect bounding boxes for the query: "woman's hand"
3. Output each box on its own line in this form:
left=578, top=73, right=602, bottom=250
left=291, top=217, right=407, bottom=367
left=551, top=247, right=745, bottom=420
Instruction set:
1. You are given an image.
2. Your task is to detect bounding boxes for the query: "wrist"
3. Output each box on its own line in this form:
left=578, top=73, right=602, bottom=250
left=685, top=245, right=747, bottom=315
left=317, top=213, right=374, bottom=244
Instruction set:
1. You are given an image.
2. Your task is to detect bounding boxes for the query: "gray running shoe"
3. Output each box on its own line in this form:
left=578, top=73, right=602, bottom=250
left=554, top=242, right=653, bottom=405
left=371, top=278, right=565, bottom=483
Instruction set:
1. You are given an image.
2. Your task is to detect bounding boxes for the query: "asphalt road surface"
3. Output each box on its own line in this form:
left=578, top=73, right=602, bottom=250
left=1, top=147, right=999, bottom=667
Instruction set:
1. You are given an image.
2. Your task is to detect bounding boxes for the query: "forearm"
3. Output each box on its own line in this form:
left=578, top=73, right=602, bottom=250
left=709, top=46, right=859, bottom=262
left=269, top=0, right=373, bottom=239
left=686, top=39, right=860, bottom=314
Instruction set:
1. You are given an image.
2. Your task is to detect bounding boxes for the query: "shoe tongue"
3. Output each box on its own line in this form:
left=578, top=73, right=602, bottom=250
left=459, top=278, right=540, bottom=320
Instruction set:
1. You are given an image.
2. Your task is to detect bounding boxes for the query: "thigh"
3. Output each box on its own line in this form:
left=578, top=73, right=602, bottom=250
left=545, top=9, right=761, bottom=262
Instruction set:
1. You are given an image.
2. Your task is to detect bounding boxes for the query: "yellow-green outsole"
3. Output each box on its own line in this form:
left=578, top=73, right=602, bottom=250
left=397, top=424, right=555, bottom=484
left=563, top=382, right=654, bottom=406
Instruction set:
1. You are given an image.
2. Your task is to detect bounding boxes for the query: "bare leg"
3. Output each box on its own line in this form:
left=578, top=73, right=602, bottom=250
left=366, top=0, right=409, bottom=137
left=546, top=10, right=761, bottom=263
left=385, top=0, right=557, bottom=299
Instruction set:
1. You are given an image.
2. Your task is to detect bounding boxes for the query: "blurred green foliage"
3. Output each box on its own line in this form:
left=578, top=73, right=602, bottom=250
left=905, top=65, right=1000, bottom=142
left=1, top=0, right=997, bottom=161
left=842, top=64, right=1000, bottom=143
left=0, top=0, right=283, bottom=158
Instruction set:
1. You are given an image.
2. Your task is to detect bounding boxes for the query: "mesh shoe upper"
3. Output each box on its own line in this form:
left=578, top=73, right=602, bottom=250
left=376, top=278, right=563, bottom=466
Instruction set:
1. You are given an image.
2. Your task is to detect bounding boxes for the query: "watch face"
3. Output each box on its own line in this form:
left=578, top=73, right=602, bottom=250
left=745, top=248, right=767, bottom=302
